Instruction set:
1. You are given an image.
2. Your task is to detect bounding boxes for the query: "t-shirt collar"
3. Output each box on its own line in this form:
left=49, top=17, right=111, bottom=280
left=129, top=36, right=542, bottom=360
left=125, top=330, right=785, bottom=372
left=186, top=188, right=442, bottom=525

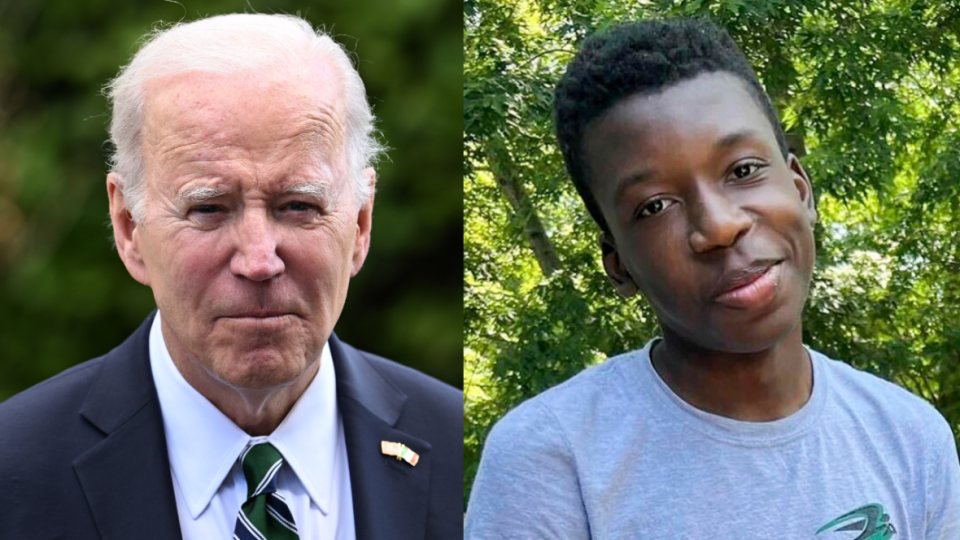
left=637, top=338, right=828, bottom=446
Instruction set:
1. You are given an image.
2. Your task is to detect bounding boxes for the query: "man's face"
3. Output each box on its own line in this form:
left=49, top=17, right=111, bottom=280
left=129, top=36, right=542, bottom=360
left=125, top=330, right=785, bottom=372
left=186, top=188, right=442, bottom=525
left=110, top=61, right=373, bottom=390
left=583, top=72, right=816, bottom=353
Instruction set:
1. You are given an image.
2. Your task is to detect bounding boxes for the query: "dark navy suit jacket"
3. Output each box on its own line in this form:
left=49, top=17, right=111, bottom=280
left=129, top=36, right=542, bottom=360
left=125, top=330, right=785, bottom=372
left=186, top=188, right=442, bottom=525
left=0, top=312, right=463, bottom=539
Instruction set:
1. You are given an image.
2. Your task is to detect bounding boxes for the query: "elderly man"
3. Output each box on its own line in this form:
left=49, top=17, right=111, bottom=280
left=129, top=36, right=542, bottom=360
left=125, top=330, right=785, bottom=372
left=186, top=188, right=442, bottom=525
left=0, top=13, right=461, bottom=540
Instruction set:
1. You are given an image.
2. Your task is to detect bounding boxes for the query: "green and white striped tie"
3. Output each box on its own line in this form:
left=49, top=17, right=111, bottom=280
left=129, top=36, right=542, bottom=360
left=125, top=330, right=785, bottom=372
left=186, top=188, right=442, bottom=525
left=233, top=442, right=300, bottom=540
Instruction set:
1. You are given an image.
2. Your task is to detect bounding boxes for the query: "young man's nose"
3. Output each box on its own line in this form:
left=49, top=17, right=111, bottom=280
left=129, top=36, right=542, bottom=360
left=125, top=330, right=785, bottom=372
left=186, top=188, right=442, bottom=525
left=687, top=188, right=752, bottom=253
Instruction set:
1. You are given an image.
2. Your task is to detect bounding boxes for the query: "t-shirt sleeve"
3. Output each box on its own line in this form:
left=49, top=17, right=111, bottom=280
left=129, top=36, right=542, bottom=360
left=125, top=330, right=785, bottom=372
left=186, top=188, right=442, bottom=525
left=925, top=417, right=960, bottom=539
left=465, top=400, right=590, bottom=540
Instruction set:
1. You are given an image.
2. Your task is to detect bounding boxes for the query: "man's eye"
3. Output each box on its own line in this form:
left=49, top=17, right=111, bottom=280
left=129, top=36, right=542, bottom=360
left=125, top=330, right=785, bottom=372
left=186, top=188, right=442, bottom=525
left=285, top=201, right=315, bottom=212
left=194, top=205, right=221, bottom=214
left=638, top=198, right=674, bottom=218
left=731, top=162, right=762, bottom=180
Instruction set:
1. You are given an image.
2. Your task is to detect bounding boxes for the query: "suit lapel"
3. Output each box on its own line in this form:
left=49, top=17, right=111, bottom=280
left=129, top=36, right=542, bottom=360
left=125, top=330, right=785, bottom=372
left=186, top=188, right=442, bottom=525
left=330, top=335, right=432, bottom=540
left=72, top=320, right=432, bottom=540
left=74, top=312, right=182, bottom=540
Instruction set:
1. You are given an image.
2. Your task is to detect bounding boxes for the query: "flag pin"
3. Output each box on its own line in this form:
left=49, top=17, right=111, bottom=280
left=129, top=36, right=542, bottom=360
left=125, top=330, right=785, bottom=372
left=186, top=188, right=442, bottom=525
left=381, top=440, right=419, bottom=466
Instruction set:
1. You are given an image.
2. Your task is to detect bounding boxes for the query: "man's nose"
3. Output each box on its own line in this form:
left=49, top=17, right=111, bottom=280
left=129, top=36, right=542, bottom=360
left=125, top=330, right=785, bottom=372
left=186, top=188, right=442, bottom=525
left=687, top=188, right=752, bottom=253
left=230, top=209, right=285, bottom=281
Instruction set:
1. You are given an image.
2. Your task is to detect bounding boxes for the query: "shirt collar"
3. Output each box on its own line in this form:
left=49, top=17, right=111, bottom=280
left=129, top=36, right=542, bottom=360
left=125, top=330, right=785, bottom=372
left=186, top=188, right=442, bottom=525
left=149, top=312, right=339, bottom=519
left=268, top=332, right=340, bottom=516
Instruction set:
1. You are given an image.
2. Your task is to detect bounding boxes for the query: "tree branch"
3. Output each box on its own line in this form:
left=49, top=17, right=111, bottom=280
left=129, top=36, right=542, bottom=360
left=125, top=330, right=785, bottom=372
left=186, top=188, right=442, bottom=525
left=486, top=144, right=562, bottom=277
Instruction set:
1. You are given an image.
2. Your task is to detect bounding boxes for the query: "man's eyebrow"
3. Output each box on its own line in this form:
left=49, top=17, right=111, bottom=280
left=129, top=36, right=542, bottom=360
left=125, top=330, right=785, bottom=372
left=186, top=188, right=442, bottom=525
left=178, top=185, right=228, bottom=203
left=715, top=129, right=764, bottom=151
left=613, top=169, right=655, bottom=204
left=282, top=180, right=333, bottom=200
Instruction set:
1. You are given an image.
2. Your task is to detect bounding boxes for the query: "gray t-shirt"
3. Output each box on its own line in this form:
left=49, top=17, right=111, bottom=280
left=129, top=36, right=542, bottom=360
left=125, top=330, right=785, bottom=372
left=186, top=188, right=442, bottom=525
left=466, top=341, right=960, bottom=539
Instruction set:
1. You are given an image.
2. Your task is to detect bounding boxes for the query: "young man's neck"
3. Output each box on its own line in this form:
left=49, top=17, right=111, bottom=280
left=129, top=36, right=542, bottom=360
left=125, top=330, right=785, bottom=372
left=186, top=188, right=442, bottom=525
left=650, top=326, right=812, bottom=422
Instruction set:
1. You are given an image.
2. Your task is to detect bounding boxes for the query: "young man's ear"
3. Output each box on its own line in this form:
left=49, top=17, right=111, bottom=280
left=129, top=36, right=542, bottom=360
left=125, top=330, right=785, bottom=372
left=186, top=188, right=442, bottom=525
left=600, top=231, right=638, bottom=297
left=787, top=153, right=817, bottom=226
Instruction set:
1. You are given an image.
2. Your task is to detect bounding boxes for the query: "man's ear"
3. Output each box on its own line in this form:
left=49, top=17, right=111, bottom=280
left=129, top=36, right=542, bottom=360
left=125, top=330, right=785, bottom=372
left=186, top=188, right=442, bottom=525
left=107, top=173, right=150, bottom=286
left=600, top=231, right=638, bottom=297
left=351, top=167, right=376, bottom=277
left=787, top=153, right=817, bottom=226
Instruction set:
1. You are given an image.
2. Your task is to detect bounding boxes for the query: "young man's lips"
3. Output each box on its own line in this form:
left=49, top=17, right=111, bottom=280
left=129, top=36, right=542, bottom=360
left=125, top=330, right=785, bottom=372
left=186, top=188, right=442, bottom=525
left=712, top=262, right=782, bottom=309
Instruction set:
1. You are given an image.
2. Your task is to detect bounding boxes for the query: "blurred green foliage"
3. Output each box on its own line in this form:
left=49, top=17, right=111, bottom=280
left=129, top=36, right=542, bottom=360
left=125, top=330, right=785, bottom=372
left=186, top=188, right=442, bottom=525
left=0, top=0, right=463, bottom=399
left=465, top=0, right=960, bottom=505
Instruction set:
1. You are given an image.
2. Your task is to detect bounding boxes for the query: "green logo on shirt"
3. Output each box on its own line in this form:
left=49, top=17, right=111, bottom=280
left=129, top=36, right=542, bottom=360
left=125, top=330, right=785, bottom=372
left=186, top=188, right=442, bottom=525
left=816, top=503, right=896, bottom=539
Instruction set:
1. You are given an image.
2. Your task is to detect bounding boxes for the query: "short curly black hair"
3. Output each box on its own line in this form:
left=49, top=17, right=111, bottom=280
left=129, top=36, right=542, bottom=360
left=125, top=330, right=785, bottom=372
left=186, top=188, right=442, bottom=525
left=554, top=18, right=789, bottom=233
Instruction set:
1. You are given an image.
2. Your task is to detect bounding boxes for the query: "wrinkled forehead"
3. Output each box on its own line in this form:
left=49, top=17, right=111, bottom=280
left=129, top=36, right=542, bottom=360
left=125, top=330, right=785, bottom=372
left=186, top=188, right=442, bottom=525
left=140, top=60, right=346, bottom=165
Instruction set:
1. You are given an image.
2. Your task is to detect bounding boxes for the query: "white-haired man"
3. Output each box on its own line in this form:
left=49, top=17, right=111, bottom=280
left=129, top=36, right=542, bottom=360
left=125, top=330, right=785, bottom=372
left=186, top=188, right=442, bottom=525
left=0, top=13, right=462, bottom=540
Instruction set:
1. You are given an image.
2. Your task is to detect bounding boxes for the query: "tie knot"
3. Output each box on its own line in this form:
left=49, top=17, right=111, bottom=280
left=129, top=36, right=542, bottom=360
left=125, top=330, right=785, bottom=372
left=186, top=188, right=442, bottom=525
left=240, top=442, right=284, bottom=500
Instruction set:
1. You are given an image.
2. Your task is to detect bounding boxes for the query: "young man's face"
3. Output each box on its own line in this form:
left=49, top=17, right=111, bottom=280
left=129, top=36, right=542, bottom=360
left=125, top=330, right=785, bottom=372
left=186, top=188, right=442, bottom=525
left=583, top=71, right=817, bottom=354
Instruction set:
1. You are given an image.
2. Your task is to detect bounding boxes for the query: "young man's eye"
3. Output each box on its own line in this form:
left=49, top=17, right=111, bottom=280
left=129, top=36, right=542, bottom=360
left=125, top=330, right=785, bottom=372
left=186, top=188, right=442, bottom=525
left=638, top=198, right=675, bottom=218
left=731, top=161, right=764, bottom=180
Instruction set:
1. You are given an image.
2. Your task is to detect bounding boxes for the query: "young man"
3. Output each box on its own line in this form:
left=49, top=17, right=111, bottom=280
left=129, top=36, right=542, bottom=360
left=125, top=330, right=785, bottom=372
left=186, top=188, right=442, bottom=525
left=465, top=18, right=960, bottom=539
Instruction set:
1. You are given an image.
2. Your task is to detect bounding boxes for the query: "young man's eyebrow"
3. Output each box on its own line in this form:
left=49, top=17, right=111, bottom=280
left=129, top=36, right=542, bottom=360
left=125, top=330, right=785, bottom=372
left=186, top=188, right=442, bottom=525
left=613, top=169, right=655, bottom=204
left=714, top=129, right=765, bottom=151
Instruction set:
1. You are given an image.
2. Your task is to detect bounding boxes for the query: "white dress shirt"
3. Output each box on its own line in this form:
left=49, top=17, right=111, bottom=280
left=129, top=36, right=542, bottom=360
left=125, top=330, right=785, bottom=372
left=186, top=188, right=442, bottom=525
left=148, top=312, right=356, bottom=539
